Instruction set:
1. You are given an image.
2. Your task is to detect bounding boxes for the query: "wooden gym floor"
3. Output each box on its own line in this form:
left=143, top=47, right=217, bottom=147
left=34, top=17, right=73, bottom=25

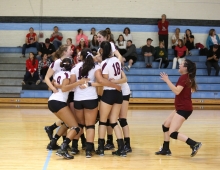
left=0, top=108, right=219, bottom=170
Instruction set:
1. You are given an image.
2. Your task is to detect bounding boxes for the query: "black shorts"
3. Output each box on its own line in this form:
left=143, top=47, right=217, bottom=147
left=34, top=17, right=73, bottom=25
left=101, top=90, right=123, bottom=105
left=176, top=110, right=192, bottom=120
left=123, top=94, right=130, bottom=101
left=67, top=92, right=74, bottom=103
left=74, top=99, right=98, bottom=110
left=125, top=56, right=137, bottom=64
left=48, top=100, right=67, bottom=113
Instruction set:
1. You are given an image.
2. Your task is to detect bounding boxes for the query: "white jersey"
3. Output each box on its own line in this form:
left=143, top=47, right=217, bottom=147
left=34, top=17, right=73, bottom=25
left=101, top=57, right=121, bottom=90
left=49, top=59, right=63, bottom=75
left=71, top=62, right=101, bottom=101
left=49, top=71, right=70, bottom=102
left=121, top=82, right=130, bottom=96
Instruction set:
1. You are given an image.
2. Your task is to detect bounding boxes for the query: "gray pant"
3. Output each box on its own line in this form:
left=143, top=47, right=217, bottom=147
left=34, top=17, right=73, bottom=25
left=144, top=56, right=154, bottom=65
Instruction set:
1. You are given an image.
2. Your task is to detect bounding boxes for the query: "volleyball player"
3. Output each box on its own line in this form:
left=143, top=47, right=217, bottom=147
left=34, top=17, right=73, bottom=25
left=155, top=59, right=202, bottom=157
left=95, top=41, right=127, bottom=157
left=47, top=58, right=85, bottom=159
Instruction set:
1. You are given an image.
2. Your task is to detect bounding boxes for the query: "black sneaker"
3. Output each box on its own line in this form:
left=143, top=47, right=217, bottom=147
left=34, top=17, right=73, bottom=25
left=56, top=143, right=74, bottom=159
left=44, top=126, right=53, bottom=140
left=124, top=145, right=132, bottom=153
left=104, top=143, right=115, bottom=150
left=46, top=139, right=60, bottom=150
left=95, top=148, right=104, bottom=156
left=112, top=149, right=127, bottom=157
left=86, top=150, right=92, bottom=158
left=155, top=147, right=172, bottom=156
left=70, top=147, right=79, bottom=155
left=190, top=142, right=202, bottom=157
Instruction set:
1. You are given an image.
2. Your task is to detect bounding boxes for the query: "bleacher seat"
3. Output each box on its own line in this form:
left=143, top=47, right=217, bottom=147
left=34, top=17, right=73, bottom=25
left=0, top=47, right=37, bottom=54
left=20, top=90, right=52, bottom=98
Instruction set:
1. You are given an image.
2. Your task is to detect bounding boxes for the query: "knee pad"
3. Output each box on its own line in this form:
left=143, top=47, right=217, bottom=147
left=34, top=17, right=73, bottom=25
left=106, top=119, right=110, bottom=126
left=110, top=122, right=118, bottom=128
left=69, top=127, right=80, bottom=135
left=118, top=118, right=128, bottom=127
left=78, top=124, right=85, bottom=129
left=170, top=131, right=179, bottom=139
left=99, top=121, right=107, bottom=126
left=162, top=125, right=169, bottom=132
left=86, top=125, right=95, bottom=130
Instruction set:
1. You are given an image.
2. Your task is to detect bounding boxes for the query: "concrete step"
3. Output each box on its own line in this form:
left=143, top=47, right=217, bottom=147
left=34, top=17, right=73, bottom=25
left=0, top=93, right=20, bottom=98
left=0, top=57, right=26, bottom=64
left=0, top=64, right=25, bottom=71
left=0, top=86, right=21, bottom=93
left=0, top=71, right=24, bottom=78
left=0, top=79, right=23, bottom=86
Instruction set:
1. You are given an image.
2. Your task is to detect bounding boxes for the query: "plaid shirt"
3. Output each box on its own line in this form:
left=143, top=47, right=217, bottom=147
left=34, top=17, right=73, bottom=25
left=38, top=59, right=51, bottom=76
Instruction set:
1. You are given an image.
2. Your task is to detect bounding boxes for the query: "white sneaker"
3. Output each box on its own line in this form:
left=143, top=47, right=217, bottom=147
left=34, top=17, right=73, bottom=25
left=124, top=66, right=130, bottom=72
left=36, top=80, right=41, bottom=85
left=22, top=81, right=25, bottom=85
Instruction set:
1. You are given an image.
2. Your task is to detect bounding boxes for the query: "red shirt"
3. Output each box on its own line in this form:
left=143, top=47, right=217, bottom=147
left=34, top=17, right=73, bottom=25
left=158, top=20, right=169, bottom=35
left=175, top=45, right=187, bottom=58
left=26, top=59, right=38, bottom=73
left=26, top=33, right=37, bottom=43
left=175, top=73, right=192, bottom=111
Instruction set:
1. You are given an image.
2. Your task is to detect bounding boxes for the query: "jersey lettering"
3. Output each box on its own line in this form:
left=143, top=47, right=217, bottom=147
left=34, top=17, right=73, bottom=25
left=112, top=62, right=120, bottom=76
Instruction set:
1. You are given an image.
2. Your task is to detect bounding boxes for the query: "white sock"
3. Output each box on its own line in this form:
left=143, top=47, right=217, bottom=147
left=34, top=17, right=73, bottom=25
left=128, top=65, right=131, bottom=68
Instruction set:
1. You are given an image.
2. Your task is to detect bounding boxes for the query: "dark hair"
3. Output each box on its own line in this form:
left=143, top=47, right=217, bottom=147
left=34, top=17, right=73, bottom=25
left=98, top=30, right=108, bottom=38
left=100, top=41, right=111, bottom=61
left=92, top=35, right=99, bottom=46
left=54, top=45, right=69, bottom=59
left=29, top=27, right=34, bottom=31
left=60, top=58, right=72, bottom=71
left=67, top=38, right=72, bottom=43
left=29, top=52, right=36, bottom=66
left=90, top=27, right=96, bottom=34
left=184, top=59, right=198, bottom=92
left=209, top=29, right=215, bottom=36
left=185, top=29, right=192, bottom=38
left=77, top=29, right=83, bottom=35
left=80, top=48, right=95, bottom=77
left=79, top=40, right=86, bottom=48
left=45, top=38, right=50, bottom=43
left=123, top=27, right=130, bottom=34
left=175, top=28, right=180, bottom=32
left=178, top=39, right=184, bottom=47
left=54, top=26, right=58, bottom=29
left=127, top=40, right=132, bottom=43
left=41, top=53, right=47, bottom=59
left=117, top=34, right=125, bottom=42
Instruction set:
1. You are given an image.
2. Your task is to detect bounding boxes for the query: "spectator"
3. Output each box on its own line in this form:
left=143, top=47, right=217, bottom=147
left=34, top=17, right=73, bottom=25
left=206, top=29, right=220, bottom=50
left=22, top=52, right=40, bottom=85
left=76, top=38, right=87, bottom=54
left=50, top=26, right=63, bottom=50
left=154, top=41, right=169, bottom=68
left=21, top=27, right=39, bottom=58
left=105, top=27, right=114, bottom=40
left=90, top=34, right=99, bottom=52
left=172, top=39, right=187, bottom=69
left=172, top=28, right=183, bottom=49
left=123, top=27, right=133, bottom=42
left=66, top=38, right=77, bottom=63
left=123, top=40, right=137, bottom=71
left=158, top=14, right=169, bottom=50
left=141, top=38, right=155, bottom=68
left=107, top=33, right=115, bottom=44
left=37, top=38, right=56, bottom=61
left=76, top=29, right=88, bottom=46
left=184, top=29, right=195, bottom=55
left=88, top=27, right=96, bottom=43
left=38, top=53, right=51, bottom=82
left=115, top=34, right=127, bottom=55
left=206, top=44, right=219, bottom=76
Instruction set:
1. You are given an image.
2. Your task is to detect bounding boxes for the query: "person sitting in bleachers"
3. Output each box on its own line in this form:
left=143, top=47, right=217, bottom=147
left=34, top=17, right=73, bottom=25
left=90, top=34, right=99, bottom=52
left=66, top=38, right=77, bottom=64
left=206, top=29, right=220, bottom=50
left=22, top=52, right=40, bottom=85
left=115, top=34, right=127, bottom=55
left=76, top=29, right=88, bottom=47
left=37, top=38, right=56, bottom=61
left=21, top=27, right=39, bottom=58
left=50, top=26, right=63, bottom=50
left=76, top=38, right=87, bottom=54
left=88, top=27, right=96, bottom=44
left=183, top=29, right=195, bottom=55
left=106, top=27, right=114, bottom=40
left=206, top=44, right=219, bottom=76
left=172, top=39, right=187, bottom=69
left=171, top=28, right=183, bottom=49
left=123, top=40, right=137, bottom=71
left=123, top=27, right=132, bottom=42
left=38, top=54, right=51, bottom=82
left=141, top=38, right=155, bottom=68
left=154, top=41, right=169, bottom=68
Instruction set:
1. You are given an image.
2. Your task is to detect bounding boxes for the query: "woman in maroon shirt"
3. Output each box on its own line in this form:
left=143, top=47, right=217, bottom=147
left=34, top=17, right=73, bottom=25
left=158, top=14, right=169, bottom=50
left=155, top=59, right=202, bottom=157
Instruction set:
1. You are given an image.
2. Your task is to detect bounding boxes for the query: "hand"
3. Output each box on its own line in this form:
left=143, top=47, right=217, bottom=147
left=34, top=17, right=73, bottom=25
left=52, top=87, right=58, bottom=93
left=144, top=53, right=148, bottom=57
left=115, top=84, right=121, bottom=92
left=78, top=78, right=90, bottom=85
left=160, top=72, right=169, bottom=83
left=79, top=84, right=87, bottom=89
left=38, top=52, right=42, bottom=55
left=109, top=78, right=116, bottom=83
left=213, top=55, right=217, bottom=59
left=31, top=73, right=34, bottom=77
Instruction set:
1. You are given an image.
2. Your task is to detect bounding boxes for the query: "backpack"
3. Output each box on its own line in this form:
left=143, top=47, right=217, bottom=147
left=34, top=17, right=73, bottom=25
left=195, top=43, right=205, bottom=49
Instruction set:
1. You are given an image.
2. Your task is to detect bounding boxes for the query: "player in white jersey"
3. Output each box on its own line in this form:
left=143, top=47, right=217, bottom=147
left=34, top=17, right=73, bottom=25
left=94, top=41, right=126, bottom=157
left=47, top=58, right=85, bottom=160
left=61, top=48, right=121, bottom=158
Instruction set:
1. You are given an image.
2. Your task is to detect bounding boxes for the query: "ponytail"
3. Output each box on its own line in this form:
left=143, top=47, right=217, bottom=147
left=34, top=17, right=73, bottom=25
left=81, top=48, right=95, bottom=77
left=100, top=41, right=111, bottom=61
